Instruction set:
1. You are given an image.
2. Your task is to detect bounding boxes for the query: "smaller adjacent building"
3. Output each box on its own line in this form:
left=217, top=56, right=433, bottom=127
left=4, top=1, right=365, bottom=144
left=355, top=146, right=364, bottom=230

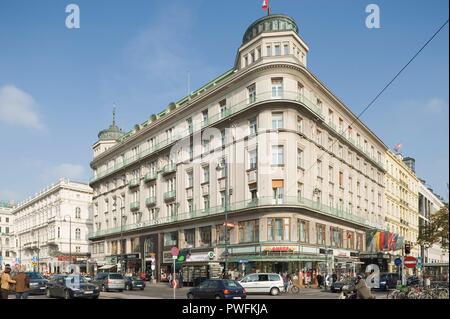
left=0, top=201, right=16, bottom=269
left=12, top=179, right=93, bottom=273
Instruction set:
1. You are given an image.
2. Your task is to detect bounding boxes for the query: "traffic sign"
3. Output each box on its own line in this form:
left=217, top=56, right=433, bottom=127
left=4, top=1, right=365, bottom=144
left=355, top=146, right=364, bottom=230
left=394, top=258, right=402, bottom=266
left=170, top=247, right=179, bottom=257
left=404, top=256, right=417, bottom=269
left=417, top=256, right=423, bottom=269
left=32, top=256, right=38, bottom=262
left=239, top=260, right=249, bottom=264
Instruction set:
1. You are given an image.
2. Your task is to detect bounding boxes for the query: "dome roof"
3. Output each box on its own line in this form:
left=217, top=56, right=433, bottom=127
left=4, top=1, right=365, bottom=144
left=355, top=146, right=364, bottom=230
left=98, top=108, right=124, bottom=141
left=242, top=14, right=299, bottom=45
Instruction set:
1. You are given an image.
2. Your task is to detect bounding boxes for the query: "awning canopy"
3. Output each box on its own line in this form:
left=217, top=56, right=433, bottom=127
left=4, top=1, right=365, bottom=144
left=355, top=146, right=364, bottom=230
left=98, top=264, right=116, bottom=270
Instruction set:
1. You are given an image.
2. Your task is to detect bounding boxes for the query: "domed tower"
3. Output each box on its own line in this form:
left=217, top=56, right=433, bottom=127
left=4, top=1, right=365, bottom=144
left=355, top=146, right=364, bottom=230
left=236, top=14, right=309, bottom=70
left=93, top=108, right=125, bottom=158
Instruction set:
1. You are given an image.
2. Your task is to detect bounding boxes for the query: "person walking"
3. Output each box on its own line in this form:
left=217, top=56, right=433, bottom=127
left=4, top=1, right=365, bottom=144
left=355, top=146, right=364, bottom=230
left=13, top=266, right=30, bottom=299
left=316, top=273, right=323, bottom=289
left=355, top=275, right=374, bottom=299
left=1, top=264, right=16, bottom=299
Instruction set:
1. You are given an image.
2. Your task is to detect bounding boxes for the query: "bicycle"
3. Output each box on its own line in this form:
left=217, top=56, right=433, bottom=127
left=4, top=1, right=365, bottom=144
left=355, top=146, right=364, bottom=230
left=285, top=283, right=300, bottom=294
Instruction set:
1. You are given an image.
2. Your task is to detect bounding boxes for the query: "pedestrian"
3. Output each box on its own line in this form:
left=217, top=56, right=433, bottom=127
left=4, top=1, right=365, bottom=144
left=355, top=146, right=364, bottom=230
left=167, top=273, right=173, bottom=288
left=282, top=273, right=289, bottom=293
left=178, top=271, right=184, bottom=288
left=332, top=272, right=337, bottom=284
left=425, top=276, right=431, bottom=288
left=316, top=273, right=323, bottom=289
left=355, top=275, right=374, bottom=299
left=1, top=264, right=16, bottom=299
left=13, top=266, right=30, bottom=299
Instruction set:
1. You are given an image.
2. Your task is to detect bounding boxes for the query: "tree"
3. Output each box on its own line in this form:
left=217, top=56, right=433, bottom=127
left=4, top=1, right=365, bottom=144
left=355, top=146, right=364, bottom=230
left=418, top=205, right=449, bottom=251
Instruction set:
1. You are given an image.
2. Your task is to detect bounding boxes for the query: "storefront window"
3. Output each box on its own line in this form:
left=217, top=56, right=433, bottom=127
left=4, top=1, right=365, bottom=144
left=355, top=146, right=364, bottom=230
left=215, top=225, right=231, bottom=244
left=330, top=227, right=343, bottom=248
left=164, top=231, right=178, bottom=247
left=199, top=226, right=211, bottom=247
left=346, top=231, right=355, bottom=249
left=267, top=218, right=290, bottom=241
left=316, top=224, right=326, bottom=245
left=131, top=237, right=140, bottom=252
left=298, top=219, right=309, bottom=243
left=238, top=220, right=259, bottom=243
left=184, top=229, right=195, bottom=247
left=356, top=233, right=363, bottom=251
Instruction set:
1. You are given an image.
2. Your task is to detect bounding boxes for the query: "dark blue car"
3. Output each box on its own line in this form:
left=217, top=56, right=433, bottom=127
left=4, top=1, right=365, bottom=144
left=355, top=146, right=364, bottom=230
left=187, top=279, right=247, bottom=299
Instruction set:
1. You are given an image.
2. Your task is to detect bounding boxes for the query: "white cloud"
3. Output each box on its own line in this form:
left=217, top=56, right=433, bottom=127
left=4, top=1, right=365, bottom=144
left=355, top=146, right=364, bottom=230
left=0, top=84, right=45, bottom=130
left=46, top=163, right=85, bottom=180
left=424, top=98, right=447, bottom=113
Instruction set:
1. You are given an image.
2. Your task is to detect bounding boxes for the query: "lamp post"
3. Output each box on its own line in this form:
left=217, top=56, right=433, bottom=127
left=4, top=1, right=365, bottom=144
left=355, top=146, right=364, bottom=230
left=217, top=158, right=229, bottom=276
left=64, top=215, right=72, bottom=272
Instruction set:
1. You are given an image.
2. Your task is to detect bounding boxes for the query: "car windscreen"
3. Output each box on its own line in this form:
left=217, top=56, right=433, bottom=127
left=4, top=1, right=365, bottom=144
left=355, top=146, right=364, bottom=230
left=65, top=276, right=88, bottom=283
left=26, top=273, right=44, bottom=280
left=223, top=280, right=242, bottom=288
left=109, top=274, right=124, bottom=279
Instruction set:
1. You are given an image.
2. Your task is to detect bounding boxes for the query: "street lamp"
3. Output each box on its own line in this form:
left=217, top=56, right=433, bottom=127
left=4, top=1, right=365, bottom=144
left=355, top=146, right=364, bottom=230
left=64, top=215, right=72, bottom=272
left=216, top=158, right=229, bottom=277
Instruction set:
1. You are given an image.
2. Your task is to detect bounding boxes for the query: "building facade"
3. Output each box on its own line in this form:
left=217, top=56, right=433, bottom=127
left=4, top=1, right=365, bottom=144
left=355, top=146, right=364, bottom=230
left=0, top=202, right=16, bottom=269
left=89, top=14, right=388, bottom=283
left=12, top=179, right=93, bottom=273
left=418, top=182, right=448, bottom=264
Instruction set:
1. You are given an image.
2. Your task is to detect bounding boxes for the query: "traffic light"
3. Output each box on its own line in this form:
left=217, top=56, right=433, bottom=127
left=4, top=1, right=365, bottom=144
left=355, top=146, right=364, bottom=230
left=175, top=249, right=191, bottom=271
left=404, top=243, right=411, bottom=255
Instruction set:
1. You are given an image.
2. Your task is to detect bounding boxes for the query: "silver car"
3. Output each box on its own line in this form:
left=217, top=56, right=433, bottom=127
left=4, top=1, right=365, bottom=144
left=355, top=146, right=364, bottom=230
left=93, top=273, right=125, bottom=292
left=239, top=273, right=284, bottom=296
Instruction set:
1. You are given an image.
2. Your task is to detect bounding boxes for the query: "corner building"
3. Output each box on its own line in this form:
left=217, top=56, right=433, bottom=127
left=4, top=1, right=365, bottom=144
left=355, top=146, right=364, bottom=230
left=89, top=15, right=388, bottom=283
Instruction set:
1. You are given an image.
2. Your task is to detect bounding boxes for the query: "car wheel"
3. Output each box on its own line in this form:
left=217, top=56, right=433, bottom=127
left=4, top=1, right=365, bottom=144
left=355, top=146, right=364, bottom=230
left=270, top=287, right=280, bottom=296
left=64, top=290, right=71, bottom=300
left=46, top=289, right=52, bottom=298
left=187, top=293, right=194, bottom=299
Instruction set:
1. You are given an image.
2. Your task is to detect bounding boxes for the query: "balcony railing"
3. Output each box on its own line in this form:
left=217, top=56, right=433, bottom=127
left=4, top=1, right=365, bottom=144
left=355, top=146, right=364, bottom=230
left=130, top=201, right=140, bottom=211
left=90, top=90, right=327, bottom=184
left=145, top=197, right=156, bottom=207
left=161, top=164, right=176, bottom=175
left=128, top=179, right=140, bottom=188
left=144, top=172, right=157, bottom=182
left=164, top=190, right=176, bottom=201
left=89, top=195, right=380, bottom=239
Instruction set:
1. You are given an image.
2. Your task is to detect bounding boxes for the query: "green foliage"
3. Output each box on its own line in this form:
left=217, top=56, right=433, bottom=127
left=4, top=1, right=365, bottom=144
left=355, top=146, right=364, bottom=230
left=418, top=205, right=449, bottom=250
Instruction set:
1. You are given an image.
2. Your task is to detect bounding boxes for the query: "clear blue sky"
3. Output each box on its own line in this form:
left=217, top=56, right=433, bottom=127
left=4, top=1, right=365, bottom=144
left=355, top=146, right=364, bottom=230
left=0, top=0, right=448, bottom=202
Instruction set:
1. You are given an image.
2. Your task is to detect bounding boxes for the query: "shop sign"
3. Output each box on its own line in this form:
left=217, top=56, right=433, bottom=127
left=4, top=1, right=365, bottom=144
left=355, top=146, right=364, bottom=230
left=125, top=253, right=140, bottom=260
left=186, top=254, right=210, bottom=262
left=333, top=250, right=351, bottom=258
left=163, top=251, right=173, bottom=263
left=263, top=246, right=294, bottom=252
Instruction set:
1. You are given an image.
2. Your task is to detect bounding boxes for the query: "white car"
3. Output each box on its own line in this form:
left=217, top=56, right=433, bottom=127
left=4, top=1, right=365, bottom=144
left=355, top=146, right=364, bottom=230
left=239, top=273, right=284, bottom=296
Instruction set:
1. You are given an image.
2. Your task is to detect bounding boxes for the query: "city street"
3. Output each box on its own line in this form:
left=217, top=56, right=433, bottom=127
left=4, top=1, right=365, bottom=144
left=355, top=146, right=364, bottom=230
left=11, top=283, right=387, bottom=299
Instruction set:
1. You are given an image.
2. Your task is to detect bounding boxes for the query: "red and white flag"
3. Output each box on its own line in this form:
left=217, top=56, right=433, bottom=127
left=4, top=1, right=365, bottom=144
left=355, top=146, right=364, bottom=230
left=262, top=0, right=269, bottom=11
left=394, top=143, right=402, bottom=153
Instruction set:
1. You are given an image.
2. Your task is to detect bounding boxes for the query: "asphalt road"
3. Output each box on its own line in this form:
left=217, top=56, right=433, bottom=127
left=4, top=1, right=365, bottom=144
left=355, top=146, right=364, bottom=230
left=11, top=284, right=388, bottom=299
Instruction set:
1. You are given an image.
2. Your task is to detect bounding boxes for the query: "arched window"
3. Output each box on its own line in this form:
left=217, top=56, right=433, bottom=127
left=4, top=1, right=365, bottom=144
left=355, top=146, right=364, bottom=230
left=75, top=228, right=81, bottom=240
left=75, top=207, right=81, bottom=219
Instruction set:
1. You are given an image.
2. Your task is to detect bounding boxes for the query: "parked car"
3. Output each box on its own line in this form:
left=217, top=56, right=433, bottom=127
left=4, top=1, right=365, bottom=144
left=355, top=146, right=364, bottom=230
left=239, top=273, right=284, bottom=296
left=407, top=275, right=420, bottom=286
left=187, top=279, right=246, bottom=299
left=331, top=277, right=357, bottom=293
left=25, top=272, right=49, bottom=295
left=379, top=273, right=400, bottom=290
left=46, top=275, right=100, bottom=299
left=125, top=276, right=145, bottom=290
left=93, top=273, right=125, bottom=292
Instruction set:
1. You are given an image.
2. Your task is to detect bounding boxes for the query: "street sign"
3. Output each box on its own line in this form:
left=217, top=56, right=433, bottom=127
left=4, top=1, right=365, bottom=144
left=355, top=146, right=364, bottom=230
left=170, top=247, right=179, bottom=257
left=394, top=258, right=402, bottom=266
left=404, top=256, right=417, bottom=269
left=239, top=260, right=249, bottom=264
left=207, top=251, right=216, bottom=259
left=32, top=256, right=38, bottom=262
left=417, top=256, right=423, bottom=269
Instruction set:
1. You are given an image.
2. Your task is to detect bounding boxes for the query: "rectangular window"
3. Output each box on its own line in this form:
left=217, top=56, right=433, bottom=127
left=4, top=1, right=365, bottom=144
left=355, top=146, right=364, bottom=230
left=328, top=166, right=334, bottom=183
left=297, top=182, right=304, bottom=199
left=199, top=226, right=211, bottom=247
left=356, top=233, right=363, bottom=251
left=316, top=224, right=326, bottom=245
left=283, top=43, right=289, bottom=55
left=339, top=172, right=344, bottom=188
left=297, top=116, right=303, bottom=133
left=249, top=117, right=257, bottom=135
left=215, top=224, right=231, bottom=245
left=164, top=232, right=178, bottom=247
left=248, top=84, right=256, bottom=103
left=346, top=231, right=355, bottom=249
left=272, top=112, right=283, bottom=129
left=187, top=199, right=194, bottom=213
left=297, top=148, right=304, bottom=168
left=184, top=229, right=195, bottom=247
left=316, top=129, right=322, bottom=145
left=330, top=226, right=343, bottom=248
left=186, top=171, right=193, bottom=188
left=298, top=219, right=309, bottom=243
left=239, top=220, right=259, bottom=243
left=271, top=78, right=283, bottom=98
left=202, top=166, right=209, bottom=183
left=267, top=218, right=290, bottom=241
left=266, top=45, right=272, bottom=56
left=249, top=149, right=257, bottom=170
left=317, top=160, right=322, bottom=177
left=274, top=44, right=281, bottom=56
left=272, top=180, right=284, bottom=204
left=272, top=145, right=284, bottom=165
left=202, top=110, right=209, bottom=126
left=203, top=195, right=210, bottom=210
left=219, top=99, right=227, bottom=118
